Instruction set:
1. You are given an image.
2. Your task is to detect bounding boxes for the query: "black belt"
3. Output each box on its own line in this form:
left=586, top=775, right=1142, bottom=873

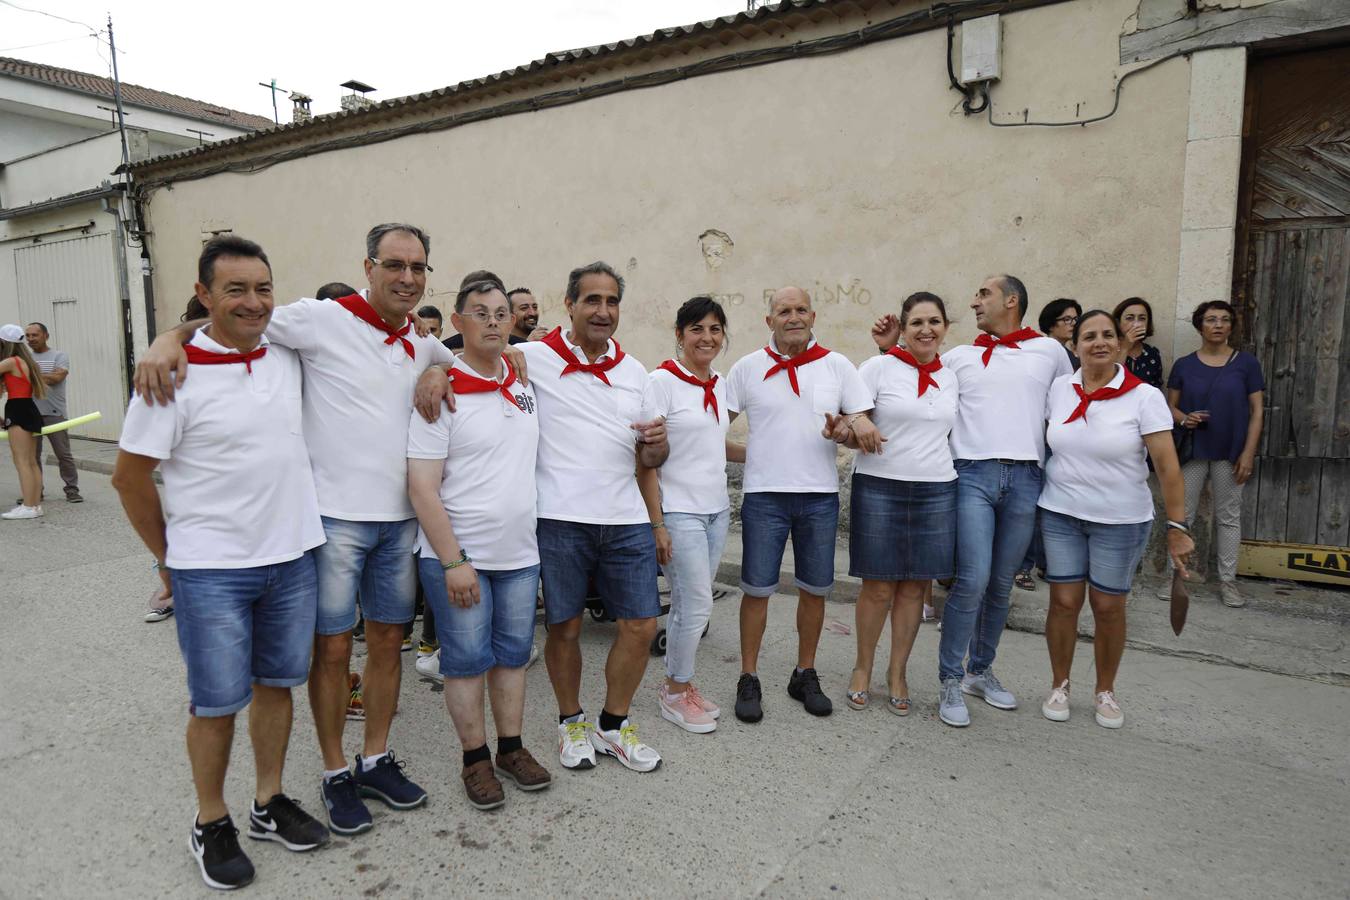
left=994, top=458, right=1037, bottom=465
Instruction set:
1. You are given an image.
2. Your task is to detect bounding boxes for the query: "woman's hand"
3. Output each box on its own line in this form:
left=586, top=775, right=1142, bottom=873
left=1234, top=451, right=1255, bottom=485
left=1167, top=528, right=1195, bottom=580
left=850, top=415, right=886, bottom=454
left=444, top=563, right=480, bottom=608
left=871, top=314, right=900, bottom=352
left=1180, top=411, right=1207, bottom=429
left=653, top=526, right=673, bottom=566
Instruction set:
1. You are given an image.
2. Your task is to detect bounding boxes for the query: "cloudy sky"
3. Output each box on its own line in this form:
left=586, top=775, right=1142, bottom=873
left=2, top=0, right=746, bottom=122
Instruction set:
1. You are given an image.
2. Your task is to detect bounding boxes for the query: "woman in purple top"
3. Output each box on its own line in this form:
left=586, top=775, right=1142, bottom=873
left=1165, top=300, right=1265, bottom=608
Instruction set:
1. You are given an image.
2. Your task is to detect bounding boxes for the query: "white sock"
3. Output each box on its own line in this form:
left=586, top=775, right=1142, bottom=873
left=323, top=767, right=349, bottom=781
left=360, top=750, right=389, bottom=771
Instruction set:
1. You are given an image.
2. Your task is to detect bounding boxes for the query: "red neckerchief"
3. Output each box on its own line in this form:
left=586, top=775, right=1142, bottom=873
left=184, top=343, right=267, bottom=374
left=542, top=327, right=625, bottom=385
left=1063, top=368, right=1144, bottom=424
left=763, top=343, right=831, bottom=396
left=886, top=348, right=943, bottom=397
left=334, top=293, right=414, bottom=360
left=658, top=360, right=719, bottom=421
left=449, top=360, right=520, bottom=409
left=972, top=326, right=1041, bottom=367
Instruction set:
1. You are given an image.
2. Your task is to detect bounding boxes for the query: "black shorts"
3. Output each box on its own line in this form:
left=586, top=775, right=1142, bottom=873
left=3, top=398, right=43, bottom=433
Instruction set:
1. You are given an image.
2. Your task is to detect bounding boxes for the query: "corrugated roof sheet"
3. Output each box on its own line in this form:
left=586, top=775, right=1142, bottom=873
left=0, top=56, right=276, bottom=131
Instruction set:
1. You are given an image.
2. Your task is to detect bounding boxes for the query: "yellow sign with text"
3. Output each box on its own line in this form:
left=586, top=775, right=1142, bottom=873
left=1239, top=540, right=1350, bottom=586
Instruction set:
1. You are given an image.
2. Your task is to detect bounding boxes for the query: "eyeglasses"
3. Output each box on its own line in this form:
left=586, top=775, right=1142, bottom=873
left=1202, top=317, right=1232, bottom=326
left=464, top=309, right=512, bottom=325
left=369, top=257, right=432, bottom=276
left=1055, top=315, right=1079, bottom=326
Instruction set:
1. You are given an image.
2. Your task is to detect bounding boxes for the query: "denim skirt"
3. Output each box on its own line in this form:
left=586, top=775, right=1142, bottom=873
left=848, top=472, right=957, bottom=581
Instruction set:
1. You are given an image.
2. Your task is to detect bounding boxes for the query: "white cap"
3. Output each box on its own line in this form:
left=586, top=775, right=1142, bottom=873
left=0, top=324, right=25, bottom=342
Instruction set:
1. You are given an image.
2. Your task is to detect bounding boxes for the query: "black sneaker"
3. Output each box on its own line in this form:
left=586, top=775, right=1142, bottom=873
left=189, top=814, right=255, bottom=891
left=248, top=794, right=331, bottom=851
left=788, top=667, right=833, bottom=717
left=353, top=750, right=428, bottom=810
left=319, top=771, right=373, bottom=835
left=65, top=491, right=83, bottom=503
left=734, top=673, right=763, bottom=723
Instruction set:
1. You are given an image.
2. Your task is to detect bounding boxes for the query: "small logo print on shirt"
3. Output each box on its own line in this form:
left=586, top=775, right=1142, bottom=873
left=513, top=392, right=536, bottom=414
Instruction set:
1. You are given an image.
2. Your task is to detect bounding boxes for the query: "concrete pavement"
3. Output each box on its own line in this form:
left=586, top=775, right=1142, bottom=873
left=1, top=454, right=1348, bottom=898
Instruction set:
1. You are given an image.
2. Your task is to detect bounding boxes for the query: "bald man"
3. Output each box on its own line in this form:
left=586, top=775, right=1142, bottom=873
left=725, top=287, right=879, bottom=722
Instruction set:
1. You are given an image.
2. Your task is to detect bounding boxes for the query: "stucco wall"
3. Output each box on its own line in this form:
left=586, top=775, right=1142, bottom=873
left=140, top=0, right=1191, bottom=372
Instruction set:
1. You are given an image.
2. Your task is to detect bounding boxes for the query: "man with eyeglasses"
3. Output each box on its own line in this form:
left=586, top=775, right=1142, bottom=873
left=135, top=223, right=456, bottom=835
left=443, top=276, right=531, bottom=351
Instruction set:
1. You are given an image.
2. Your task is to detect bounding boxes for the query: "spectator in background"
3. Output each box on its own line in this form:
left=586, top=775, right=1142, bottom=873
left=1114, top=297, right=1164, bottom=390
left=1038, top=298, right=1082, bottom=371
left=416, top=306, right=444, bottom=340
left=1165, top=300, right=1265, bottom=609
left=24, top=323, right=81, bottom=503
left=2, top=323, right=47, bottom=519
left=508, top=289, right=540, bottom=342
left=316, top=282, right=357, bottom=302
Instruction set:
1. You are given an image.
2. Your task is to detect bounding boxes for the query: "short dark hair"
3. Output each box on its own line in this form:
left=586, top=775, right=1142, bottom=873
left=565, top=261, right=624, bottom=304
left=507, top=287, right=534, bottom=306
left=198, top=235, right=270, bottom=288
left=416, top=305, right=443, bottom=321
left=26, top=322, right=49, bottom=336
left=366, top=223, right=430, bottom=259
left=1038, top=297, right=1082, bottom=334
left=181, top=295, right=208, bottom=322
left=675, top=295, right=727, bottom=335
left=900, top=291, right=949, bottom=324
left=1113, top=296, right=1155, bottom=338
left=315, top=282, right=357, bottom=301
left=460, top=270, right=505, bottom=292
left=455, top=279, right=507, bottom=314
left=1071, top=309, right=1120, bottom=344
left=998, top=274, right=1029, bottom=319
left=1191, top=300, right=1236, bottom=332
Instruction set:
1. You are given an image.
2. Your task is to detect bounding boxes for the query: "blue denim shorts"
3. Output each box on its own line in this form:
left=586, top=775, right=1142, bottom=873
left=418, top=558, right=539, bottom=677
left=537, top=519, right=661, bottom=624
left=170, top=553, right=318, bottom=717
left=848, top=473, right=956, bottom=581
left=1040, top=509, right=1153, bottom=595
left=739, top=491, right=838, bottom=598
left=312, top=516, right=417, bottom=635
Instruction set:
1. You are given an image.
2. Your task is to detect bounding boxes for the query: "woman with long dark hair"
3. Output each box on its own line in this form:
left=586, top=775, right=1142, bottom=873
left=1, top=323, right=48, bottom=519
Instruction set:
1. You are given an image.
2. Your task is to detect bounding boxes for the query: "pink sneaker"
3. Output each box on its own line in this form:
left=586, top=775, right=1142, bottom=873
left=658, top=685, right=716, bottom=733
left=685, top=683, right=720, bottom=720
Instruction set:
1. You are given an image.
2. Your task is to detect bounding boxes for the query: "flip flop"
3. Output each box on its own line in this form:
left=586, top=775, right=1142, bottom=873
left=1014, top=571, right=1035, bottom=591
left=887, top=696, right=911, bottom=717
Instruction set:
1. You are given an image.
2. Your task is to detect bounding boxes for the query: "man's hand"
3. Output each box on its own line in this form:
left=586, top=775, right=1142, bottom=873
left=821, top=413, right=850, bottom=444
left=134, top=337, right=190, bottom=405
left=633, top=418, right=666, bottom=446
left=528, top=327, right=549, bottom=341
left=503, top=345, right=529, bottom=386
left=409, top=312, right=432, bottom=338
left=653, top=526, right=673, bottom=566
left=444, top=563, right=480, bottom=608
left=850, top=414, right=886, bottom=454
left=155, top=568, right=172, bottom=602
left=871, top=314, right=901, bottom=353
left=414, top=366, right=455, bottom=423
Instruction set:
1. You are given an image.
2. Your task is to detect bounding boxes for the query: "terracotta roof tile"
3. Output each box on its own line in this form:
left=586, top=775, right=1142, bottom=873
left=0, top=56, right=275, bottom=131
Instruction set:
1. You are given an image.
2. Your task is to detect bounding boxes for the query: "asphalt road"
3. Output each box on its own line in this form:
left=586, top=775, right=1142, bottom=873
left=1, top=458, right=1347, bottom=899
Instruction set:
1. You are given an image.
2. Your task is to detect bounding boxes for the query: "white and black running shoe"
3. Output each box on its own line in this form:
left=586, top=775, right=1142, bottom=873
left=189, top=814, right=255, bottom=891
left=247, top=794, right=331, bottom=851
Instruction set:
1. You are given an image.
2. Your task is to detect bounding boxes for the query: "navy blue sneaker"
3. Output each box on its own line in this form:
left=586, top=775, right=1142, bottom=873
left=319, top=771, right=373, bottom=835
left=353, top=750, right=428, bottom=810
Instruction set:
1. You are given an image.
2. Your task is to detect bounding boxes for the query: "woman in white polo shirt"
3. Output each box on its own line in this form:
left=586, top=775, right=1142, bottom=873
left=836, top=292, right=958, bottom=716
left=640, top=296, right=743, bottom=734
left=1038, top=309, right=1194, bottom=729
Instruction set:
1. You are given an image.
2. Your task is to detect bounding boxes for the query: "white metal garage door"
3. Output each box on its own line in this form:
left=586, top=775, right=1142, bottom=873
left=14, top=233, right=127, bottom=441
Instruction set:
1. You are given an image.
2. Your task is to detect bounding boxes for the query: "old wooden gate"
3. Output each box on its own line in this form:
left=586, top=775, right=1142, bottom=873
left=1234, top=45, right=1350, bottom=583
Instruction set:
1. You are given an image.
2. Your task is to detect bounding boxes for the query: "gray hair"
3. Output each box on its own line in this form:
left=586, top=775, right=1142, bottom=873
left=565, top=261, right=625, bottom=304
left=365, top=223, right=431, bottom=259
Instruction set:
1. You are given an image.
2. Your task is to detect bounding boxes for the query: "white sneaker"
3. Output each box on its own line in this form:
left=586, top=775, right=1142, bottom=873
left=590, top=719, right=661, bottom=772
left=414, top=650, right=441, bottom=682
left=1, top=504, right=42, bottom=520
left=557, top=718, right=597, bottom=770
left=1042, top=680, right=1070, bottom=722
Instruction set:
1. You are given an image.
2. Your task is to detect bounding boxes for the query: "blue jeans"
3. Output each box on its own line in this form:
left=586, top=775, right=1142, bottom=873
left=171, top=553, right=318, bottom=717
left=312, top=516, right=418, bottom=635
left=739, top=491, right=838, bottom=597
left=417, top=559, right=540, bottom=677
left=938, top=460, right=1043, bottom=682
left=537, top=519, right=660, bottom=624
left=663, top=509, right=730, bottom=683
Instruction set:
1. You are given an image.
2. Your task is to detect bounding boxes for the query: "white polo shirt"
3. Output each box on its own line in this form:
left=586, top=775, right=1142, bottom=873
left=264, top=293, right=454, bottom=521
left=726, top=338, right=872, bottom=494
left=648, top=362, right=730, bottom=515
left=946, top=335, right=1073, bottom=463
left=407, top=357, right=540, bottom=570
left=853, top=354, right=959, bottom=483
left=1040, top=366, right=1174, bottom=525
left=119, top=330, right=324, bottom=570
left=520, top=332, right=653, bottom=525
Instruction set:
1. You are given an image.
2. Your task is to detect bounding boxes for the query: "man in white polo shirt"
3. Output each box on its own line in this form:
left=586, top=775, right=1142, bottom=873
left=878, top=275, right=1072, bottom=727
left=517, top=261, right=669, bottom=773
left=114, top=236, right=329, bottom=890
left=726, top=286, right=878, bottom=723
left=135, top=224, right=454, bottom=833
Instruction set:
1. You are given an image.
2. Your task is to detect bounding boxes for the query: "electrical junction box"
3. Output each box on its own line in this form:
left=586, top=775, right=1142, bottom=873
left=960, top=14, right=1002, bottom=85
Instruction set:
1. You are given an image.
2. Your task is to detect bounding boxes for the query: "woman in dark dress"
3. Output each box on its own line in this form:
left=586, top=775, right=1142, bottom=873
left=1114, top=297, right=1164, bottom=389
